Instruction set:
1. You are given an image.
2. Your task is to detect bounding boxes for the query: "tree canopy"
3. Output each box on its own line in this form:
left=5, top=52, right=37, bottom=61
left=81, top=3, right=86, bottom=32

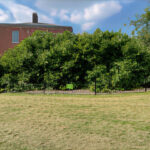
left=0, top=29, right=150, bottom=92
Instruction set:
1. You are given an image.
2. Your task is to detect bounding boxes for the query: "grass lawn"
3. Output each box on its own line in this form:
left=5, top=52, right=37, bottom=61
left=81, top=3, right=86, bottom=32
left=0, top=93, right=150, bottom=150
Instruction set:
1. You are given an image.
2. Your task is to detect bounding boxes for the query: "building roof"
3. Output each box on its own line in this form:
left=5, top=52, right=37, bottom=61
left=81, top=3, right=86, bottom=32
left=0, top=22, right=72, bottom=29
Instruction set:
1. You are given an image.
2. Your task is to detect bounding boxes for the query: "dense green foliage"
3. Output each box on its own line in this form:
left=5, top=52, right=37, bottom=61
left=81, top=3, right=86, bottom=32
left=0, top=28, right=150, bottom=92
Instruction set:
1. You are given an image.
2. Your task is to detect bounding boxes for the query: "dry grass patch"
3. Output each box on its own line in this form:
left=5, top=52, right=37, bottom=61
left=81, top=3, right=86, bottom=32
left=0, top=93, right=150, bottom=150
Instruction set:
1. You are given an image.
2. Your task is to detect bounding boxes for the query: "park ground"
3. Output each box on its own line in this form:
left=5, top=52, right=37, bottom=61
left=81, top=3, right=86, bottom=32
left=0, top=92, right=150, bottom=150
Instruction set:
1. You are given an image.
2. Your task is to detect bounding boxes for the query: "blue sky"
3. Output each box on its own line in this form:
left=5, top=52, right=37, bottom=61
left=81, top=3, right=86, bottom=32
left=0, top=0, right=149, bottom=34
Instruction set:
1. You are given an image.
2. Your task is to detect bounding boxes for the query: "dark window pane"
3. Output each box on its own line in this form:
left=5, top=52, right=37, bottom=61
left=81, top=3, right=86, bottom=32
left=12, top=31, right=19, bottom=43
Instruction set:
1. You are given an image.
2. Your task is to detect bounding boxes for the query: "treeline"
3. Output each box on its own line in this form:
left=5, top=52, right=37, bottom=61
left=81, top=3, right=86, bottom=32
left=0, top=29, right=150, bottom=92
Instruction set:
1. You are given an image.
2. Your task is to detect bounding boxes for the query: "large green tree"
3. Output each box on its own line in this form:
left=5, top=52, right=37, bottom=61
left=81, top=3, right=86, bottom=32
left=0, top=29, right=149, bottom=92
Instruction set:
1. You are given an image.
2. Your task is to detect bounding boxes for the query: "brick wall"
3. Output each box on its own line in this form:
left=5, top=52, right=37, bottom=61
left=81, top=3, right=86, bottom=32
left=0, top=26, right=73, bottom=55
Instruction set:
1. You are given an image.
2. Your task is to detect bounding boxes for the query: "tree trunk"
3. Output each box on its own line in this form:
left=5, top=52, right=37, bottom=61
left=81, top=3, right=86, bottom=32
left=95, top=78, right=97, bottom=95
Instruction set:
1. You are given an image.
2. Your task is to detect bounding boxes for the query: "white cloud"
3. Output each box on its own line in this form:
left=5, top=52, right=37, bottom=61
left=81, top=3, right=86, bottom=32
left=70, top=12, right=83, bottom=24
left=84, top=1, right=122, bottom=21
left=0, top=9, right=9, bottom=22
left=39, top=14, right=54, bottom=24
left=0, top=0, right=34, bottom=22
left=0, top=0, right=54, bottom=23
left=82, top=22, right=95, bottom=31
left=36, top=0, right=123, bottom=31
left=59, top=9, right=70, bottom=21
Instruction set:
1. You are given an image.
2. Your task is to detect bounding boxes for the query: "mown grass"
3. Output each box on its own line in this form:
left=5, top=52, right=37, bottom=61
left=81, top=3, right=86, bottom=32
left=0, top=92, right=150, bottom=150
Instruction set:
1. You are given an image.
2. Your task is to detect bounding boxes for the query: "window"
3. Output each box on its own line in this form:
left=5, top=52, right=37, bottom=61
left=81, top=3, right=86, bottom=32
left=12, top=31, right=19, bottom=43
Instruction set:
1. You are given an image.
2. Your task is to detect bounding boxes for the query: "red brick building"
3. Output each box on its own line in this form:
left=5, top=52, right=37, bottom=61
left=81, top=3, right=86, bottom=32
left=0, top=13, right=73, bottom=55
